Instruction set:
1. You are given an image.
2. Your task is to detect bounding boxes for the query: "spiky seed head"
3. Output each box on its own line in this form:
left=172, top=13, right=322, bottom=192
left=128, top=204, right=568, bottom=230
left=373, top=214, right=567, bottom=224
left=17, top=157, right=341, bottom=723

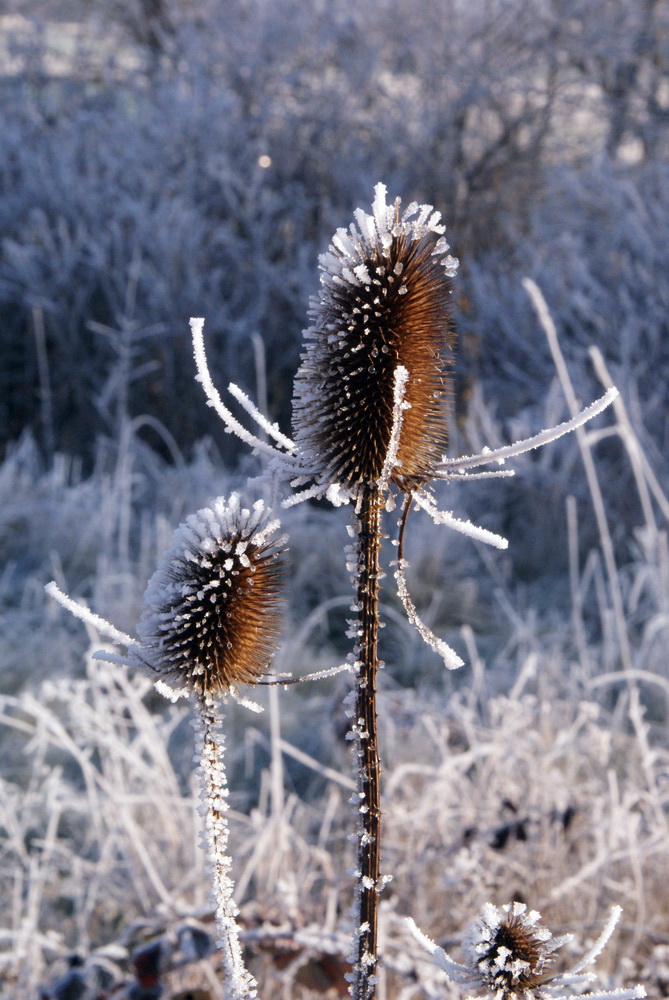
left=292, top=183, right=458, bottom=497
left=136, top=494, right=285, bottom=697
left=462, top=902, right=559, bottom=999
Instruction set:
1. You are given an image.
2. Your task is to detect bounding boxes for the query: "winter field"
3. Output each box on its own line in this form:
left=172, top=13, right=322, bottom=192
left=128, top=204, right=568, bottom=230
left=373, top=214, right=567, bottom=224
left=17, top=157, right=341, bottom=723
left=1, top=1, right=669, bottom=997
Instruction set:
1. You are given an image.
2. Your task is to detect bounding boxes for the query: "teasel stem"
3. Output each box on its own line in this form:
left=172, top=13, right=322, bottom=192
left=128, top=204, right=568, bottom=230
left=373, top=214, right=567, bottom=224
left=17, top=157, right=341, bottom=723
left=352, top=484, right=384, bottom=1000
left=195, top=693, right=258, bottom=1000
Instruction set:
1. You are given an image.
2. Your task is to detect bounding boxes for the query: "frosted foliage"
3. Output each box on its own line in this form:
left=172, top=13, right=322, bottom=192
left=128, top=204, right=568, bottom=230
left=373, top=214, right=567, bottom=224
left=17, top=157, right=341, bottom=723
left=3, top=0, right=668, bottom=486
left=2, top=592, right=668, bottom=996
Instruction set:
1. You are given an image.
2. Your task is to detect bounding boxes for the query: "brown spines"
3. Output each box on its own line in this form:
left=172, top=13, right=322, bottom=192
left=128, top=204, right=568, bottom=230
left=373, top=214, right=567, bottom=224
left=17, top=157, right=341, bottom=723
left=390, top=233, right=454, bottom=487
left=482, top=913, right=554, bottom=995
left=172, top=537, right=284, bottom=695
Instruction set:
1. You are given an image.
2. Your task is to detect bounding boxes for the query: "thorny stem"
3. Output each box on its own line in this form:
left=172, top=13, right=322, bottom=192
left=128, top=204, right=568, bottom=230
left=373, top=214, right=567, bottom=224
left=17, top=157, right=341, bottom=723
left=352, top=485, right=383, bottom=1000
left=196, top=695, right=258, bottom=1000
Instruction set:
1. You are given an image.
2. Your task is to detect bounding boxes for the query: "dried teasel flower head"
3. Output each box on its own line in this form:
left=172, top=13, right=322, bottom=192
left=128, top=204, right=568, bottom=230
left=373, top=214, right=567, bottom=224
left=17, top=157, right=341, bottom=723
left=409, top=901, right=645, bottom=1000
left=136, top=494, right=285, bottom=698
left=292, top=182, right=459, bottom=497
left=462, top=902, right=560, bottom=998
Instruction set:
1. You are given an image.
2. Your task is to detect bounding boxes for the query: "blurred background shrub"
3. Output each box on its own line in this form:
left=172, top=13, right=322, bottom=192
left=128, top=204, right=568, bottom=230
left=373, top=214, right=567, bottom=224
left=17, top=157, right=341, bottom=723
left=2, top=0, right=667, bottom=473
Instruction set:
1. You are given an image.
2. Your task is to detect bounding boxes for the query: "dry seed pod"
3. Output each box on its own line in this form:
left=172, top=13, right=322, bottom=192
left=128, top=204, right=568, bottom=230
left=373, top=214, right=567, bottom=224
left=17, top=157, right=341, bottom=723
left=462, top=902, right=560, bottom=997
left=292, top=182, right=459, bottom=496
left=136, top=493, right=285, bottom=697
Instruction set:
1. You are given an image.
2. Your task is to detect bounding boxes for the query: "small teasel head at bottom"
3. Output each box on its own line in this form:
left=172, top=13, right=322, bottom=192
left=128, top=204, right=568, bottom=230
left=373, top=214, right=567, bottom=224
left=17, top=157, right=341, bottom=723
left=461, top=902, right=563, bottom=997
left=409, top=901, right=646, bottom=1000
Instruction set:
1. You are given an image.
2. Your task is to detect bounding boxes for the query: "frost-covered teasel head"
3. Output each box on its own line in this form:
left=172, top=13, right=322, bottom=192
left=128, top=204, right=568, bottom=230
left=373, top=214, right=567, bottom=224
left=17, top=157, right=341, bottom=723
left=461, top=902, right=561, bottom=998
left=291, top=182, right=459, bottom=496
left=190, top=195, right=617, bottom=526
left=409, top=901, right=645, bottom=1000
left=136, top=494, right=285, bottom=698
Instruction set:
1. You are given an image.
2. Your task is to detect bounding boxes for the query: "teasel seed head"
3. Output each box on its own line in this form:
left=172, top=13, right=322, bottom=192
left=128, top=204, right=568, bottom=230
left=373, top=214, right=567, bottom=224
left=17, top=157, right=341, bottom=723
left=462, top=902, right=559, bottom=999
left=292, top=183, right=459, bottom=498
left=136, top=493, right=285, bottom=697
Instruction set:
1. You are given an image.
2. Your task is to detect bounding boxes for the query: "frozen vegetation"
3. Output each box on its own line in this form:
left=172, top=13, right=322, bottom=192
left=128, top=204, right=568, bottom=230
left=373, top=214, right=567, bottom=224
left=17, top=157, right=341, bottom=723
left=1, top=0, right=668, bottom=997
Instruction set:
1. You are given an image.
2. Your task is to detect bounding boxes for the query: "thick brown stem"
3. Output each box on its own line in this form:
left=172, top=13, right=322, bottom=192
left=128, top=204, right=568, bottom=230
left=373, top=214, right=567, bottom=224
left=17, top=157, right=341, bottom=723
left=353, top=485, right=383, bottom=1000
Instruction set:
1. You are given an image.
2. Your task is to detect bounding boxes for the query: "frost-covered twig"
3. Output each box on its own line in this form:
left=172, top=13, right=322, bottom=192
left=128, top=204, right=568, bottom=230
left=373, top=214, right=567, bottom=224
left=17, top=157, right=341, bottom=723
left=378, top=365, right=411, bottom=491
left=434, top=387, right=618, bottom=476
left=411, top=490, right=509, bottom=550
left=196, top=696, right=258, bottom=1000
left=45, top=581, right=134, bottom=648
left=394, top=557, right=464, bottom=669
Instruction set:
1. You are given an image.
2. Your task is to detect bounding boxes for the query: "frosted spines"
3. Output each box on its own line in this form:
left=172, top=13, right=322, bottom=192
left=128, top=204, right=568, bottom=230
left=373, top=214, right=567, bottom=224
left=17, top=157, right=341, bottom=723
left=372, top=183, right=392, bottom=238
left=315, top=182, right=457, bottom=302
left=137, top=493, right=285, bottom=697
left=332, top=228, right=358, bottom=258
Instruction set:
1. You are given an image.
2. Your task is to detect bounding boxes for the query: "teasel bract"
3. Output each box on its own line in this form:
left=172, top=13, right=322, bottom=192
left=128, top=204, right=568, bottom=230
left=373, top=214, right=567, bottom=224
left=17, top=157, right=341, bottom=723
left=47, top=494, right=286, bottom=1000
